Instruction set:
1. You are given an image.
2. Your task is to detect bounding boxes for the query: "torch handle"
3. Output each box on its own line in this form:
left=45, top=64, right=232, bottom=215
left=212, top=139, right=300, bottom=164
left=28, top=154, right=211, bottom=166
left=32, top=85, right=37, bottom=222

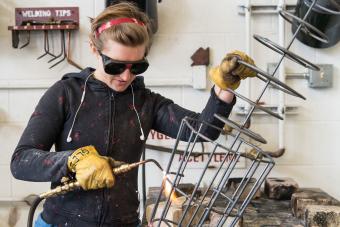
left=39, top=160, right=149, bottom=199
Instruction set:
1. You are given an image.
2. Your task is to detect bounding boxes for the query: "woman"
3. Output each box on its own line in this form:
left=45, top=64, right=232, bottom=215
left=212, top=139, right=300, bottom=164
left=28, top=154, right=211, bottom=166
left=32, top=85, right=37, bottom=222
left=11, top=2, right=255, bottom=226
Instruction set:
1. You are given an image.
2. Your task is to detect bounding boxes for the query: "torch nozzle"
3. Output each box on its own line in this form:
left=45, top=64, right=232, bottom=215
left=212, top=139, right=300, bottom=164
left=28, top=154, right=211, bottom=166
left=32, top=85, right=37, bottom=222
left=113, top=159, right=164, bottom=175
left=39, top=159, right=163, bottom=199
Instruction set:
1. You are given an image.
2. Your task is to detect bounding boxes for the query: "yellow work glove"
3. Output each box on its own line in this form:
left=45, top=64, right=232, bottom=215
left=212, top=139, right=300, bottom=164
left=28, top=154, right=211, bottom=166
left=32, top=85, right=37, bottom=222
left=209, top=50, right=257, bottom=90
left=67, top=145, right=115, bottom=190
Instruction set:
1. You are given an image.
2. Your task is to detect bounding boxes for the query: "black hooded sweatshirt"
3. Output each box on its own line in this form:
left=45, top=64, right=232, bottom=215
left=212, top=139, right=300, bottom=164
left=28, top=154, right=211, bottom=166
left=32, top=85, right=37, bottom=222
left=10, top=67, right=235, bottom=226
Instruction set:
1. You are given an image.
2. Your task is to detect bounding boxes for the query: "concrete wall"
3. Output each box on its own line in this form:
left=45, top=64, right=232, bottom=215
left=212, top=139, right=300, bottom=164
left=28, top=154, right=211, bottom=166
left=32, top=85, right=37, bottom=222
left=0, top=0, right=339, bottom=224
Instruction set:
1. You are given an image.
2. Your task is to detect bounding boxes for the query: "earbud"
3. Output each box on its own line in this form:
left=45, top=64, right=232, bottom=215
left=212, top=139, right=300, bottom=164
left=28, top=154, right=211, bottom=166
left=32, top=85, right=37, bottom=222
left=66, top=130, right=73, bottom=143
left=140, top=129, right=145, bottom=141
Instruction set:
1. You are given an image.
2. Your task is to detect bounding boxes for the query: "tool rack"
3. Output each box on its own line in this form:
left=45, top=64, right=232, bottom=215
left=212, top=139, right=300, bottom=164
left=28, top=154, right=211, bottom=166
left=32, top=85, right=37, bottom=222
left=8, top=7, right=82, bottom=70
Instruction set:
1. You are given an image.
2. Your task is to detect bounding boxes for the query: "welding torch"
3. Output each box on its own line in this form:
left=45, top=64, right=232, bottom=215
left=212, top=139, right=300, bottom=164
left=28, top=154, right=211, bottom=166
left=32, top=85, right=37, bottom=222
left=27, top=159, right=163, bottom=227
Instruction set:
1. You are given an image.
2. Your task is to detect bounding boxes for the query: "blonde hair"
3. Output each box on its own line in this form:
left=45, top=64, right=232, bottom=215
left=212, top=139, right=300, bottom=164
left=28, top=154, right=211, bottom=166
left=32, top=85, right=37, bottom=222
left=90, top=2, right=152, bottom=55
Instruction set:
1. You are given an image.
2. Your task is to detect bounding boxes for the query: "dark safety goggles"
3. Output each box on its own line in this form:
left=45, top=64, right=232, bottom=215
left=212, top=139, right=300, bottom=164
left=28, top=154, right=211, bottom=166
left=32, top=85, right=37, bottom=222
left=99, top=52, right=149, bottom=75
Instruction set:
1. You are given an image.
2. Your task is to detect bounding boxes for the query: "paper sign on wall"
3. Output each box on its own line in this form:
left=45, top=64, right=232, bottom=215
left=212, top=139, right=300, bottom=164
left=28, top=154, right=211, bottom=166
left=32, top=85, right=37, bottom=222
left=147, top=130, right=246, bottom=169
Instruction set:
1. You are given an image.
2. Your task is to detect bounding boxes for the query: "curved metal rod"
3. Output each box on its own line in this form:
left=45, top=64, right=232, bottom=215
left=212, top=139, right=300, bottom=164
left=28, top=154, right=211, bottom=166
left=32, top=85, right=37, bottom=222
left=253, top=34, right=320, bottom=71
left=264, top=148, right=285, bottom=158
left=238, top=59, right=306, bottom=100
left=151, top=218, right=176, bottom=227
left=279, top=10, right=330, bottom=43
left=213, top=114, right=267, bottom=144
left=66, top=31, right=83, bottom=70
left=304, top=0, right=340, bottom=15
left=137, top=159, right=164, bottom=172
left=226, top=88, right=283, bottom=120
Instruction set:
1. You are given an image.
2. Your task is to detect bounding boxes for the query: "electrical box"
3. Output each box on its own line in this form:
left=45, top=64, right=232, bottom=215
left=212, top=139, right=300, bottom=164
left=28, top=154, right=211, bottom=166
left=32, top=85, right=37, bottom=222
left=308, top=64, right=333, bottom=88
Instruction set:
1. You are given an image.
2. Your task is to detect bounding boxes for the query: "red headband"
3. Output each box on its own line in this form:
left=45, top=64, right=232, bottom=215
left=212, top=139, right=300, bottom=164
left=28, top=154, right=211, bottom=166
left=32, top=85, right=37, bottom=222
left=96, top=17, right=145, bottom=37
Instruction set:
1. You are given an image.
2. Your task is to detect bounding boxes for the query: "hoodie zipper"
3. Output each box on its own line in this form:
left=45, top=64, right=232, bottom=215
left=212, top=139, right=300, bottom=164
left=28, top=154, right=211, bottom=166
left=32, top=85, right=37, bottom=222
left=110, top=92, right=116, bottom=155
left=106, top=92, right=114, bottom=154
left=100, top=92, right=115, bottom=226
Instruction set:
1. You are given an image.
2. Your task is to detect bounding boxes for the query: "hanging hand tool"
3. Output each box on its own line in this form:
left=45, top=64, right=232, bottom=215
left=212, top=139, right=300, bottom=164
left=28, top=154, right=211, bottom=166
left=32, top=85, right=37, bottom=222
left=37, top=30, right=56, bottom=60
left=48, top=30, right=67, bottom=69
left=19, top=31, right=30, bottom=49
left=66, top=31, right=83, bottom=70
left=8, top=7, right=80, bottom=69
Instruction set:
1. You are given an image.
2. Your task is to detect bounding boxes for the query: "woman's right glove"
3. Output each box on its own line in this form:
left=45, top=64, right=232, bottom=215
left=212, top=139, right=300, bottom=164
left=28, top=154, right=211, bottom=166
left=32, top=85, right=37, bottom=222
left=67, top=145, right=115, bottom=190
left=209, top=50, right=257, bottom=90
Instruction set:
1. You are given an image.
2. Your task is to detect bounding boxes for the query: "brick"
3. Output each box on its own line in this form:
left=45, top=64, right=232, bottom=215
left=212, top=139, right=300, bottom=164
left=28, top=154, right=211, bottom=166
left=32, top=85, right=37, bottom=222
left=224, top=178, right=261, bottom=201
left=264, top=177, right=299, bottom=200
left=305, top=205, right=340, bottom=227
left=145, top=196, right=205, bottom=226
left=291, top=188, right=340, bottom=219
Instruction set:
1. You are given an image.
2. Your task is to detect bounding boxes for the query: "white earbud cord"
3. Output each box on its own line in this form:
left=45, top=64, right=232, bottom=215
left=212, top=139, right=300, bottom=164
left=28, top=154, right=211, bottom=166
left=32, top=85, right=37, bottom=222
left=66, top=73, right=93, bottom=143
left=131, top=85, right=145, bottom=141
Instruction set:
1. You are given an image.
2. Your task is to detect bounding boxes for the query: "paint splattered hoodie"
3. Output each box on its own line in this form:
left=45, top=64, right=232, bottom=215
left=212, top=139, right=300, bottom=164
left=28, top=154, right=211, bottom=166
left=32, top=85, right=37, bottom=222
left=10, top=67, right=235, bottom=226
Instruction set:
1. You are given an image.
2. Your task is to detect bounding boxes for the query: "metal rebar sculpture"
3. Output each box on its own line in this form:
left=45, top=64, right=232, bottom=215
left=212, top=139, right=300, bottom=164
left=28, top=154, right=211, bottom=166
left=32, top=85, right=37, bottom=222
left=148, top=0, right=338, bottom=226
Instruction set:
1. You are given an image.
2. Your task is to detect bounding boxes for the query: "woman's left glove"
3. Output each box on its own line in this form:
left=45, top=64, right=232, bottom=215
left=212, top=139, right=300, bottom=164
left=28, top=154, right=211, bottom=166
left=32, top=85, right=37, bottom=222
left=67, top=145, right=115, bottom=190
left=209, top=50, right=257, bottom=90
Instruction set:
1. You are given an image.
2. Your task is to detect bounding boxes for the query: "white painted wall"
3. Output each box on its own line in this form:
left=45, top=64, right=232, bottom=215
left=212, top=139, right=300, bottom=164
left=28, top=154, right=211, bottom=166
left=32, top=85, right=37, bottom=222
left=0, top=0, right=339, bottom=223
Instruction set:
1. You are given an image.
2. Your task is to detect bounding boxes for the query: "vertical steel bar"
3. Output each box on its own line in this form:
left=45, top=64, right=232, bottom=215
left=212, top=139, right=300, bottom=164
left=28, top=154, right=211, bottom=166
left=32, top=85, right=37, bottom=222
left=177, top=143, right=220, bottom=226
left=197, top=152, right=243, bottom=226
left=149, top=120, right=186, bottom=223
left=157, top=124, right=202, bottom=226
left=216, top=159, right=261, bottom=226
left=186, top=142, right=242, bottom=226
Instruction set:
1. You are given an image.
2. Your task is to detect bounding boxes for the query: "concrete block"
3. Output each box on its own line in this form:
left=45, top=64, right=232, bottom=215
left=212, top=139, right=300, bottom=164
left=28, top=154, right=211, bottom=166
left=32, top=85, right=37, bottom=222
left=305, top=204, right=340, bottom=227
left=209, top=211, right=242, bottom=227
left=291, top=188, right=340, bottom=219
left=264, top=177, right=299, bottom=200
